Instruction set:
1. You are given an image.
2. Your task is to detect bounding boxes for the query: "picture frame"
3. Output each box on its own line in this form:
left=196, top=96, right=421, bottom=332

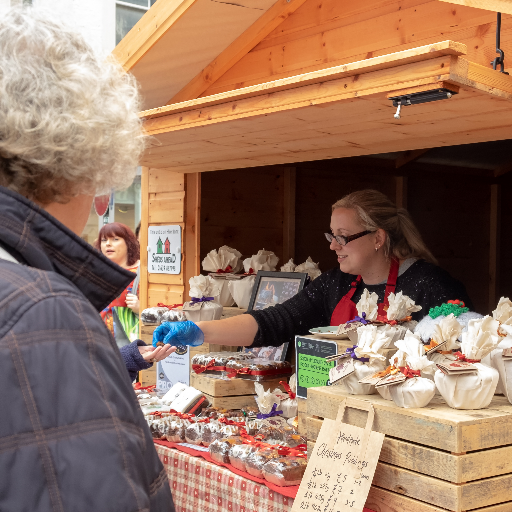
left=247, top=271, right=308, bottom=312
left=241, top=271, right=308, bottom=362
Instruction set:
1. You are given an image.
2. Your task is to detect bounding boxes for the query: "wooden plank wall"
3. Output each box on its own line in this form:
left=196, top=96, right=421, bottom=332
left=199, top=162, right=501, bottom=314
left=201, top=0, right=511, bottom=96
left=200, top=166, right=286, bottom=265
left=140, top=167, right=186, bottom=311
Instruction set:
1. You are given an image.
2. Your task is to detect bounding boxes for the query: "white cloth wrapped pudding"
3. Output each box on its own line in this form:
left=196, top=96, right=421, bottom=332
left=295, top=257, right=321, bottom=280
left=280, top=374, right=298, bottom=418
left=202, top=246, right=242, bottom=307
left=386, top=291, right=422, bottom=321
left=388, top=332, right=436, bottom=409
left=493, top=297, right=512, bottom=336
left=227, top=275, right=255, bottom=309
left=183, top=275, right=223, bottom=321
left=280, top=259, right=296, bottom=272
left=243, top=249, right=279, bottom=273
left=435, top=316, right=500, bottom=409
left=490, top=322, right=512, bottom=402
left=340, top=325, right=391, bottom=395
left=355, top=289, right=379, bottom=321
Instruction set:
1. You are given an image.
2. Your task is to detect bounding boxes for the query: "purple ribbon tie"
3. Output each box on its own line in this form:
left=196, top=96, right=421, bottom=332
left=347, top=312, right=369, bottom=325
left=345, top=345, right=370, bottom=363
left=190, top=296, right=214, bottom=304
left=256, top=403, right=284, bottom=420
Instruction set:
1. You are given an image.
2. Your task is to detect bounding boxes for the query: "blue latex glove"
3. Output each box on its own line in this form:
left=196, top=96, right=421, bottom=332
left=152, top=321, right=204, bottom=347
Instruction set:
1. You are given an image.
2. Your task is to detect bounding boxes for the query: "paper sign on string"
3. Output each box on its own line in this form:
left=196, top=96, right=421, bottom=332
left=291, top=398, right=384, bottom=512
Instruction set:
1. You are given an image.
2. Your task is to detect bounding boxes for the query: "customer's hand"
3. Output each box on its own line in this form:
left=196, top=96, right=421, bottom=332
left=139, top=344, right=176, bottom=363
left=126, top=293, right=140, bottom=314
left=152, top=321, right=204, bottom=347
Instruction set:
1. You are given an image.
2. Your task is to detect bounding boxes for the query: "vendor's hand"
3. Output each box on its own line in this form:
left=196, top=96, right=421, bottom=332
left=152, top=321, right=204, bottom=347
left=139, top=344, right=176, bottom=363
left=126, top=293, right=140, bottom=314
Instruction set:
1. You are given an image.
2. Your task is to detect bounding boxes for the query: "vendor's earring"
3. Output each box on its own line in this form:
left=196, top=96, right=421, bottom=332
left=375, top=246, right=379, bottom=252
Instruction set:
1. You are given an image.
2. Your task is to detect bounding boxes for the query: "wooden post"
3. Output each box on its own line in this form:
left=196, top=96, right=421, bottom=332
left=395, top=176, right=408, bottom=210
left=139, top=166, right=150, bottom=316
left=184, top=172, right=201, bottom=300
left=489, top=183, right=501, bottom=310
left=283, top=167, right=296, bottom=263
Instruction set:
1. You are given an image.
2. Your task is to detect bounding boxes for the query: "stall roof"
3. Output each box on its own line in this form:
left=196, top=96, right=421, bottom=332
left=138, top=41, right=512, bottom=173
left=112, top=0, right=307, bottom=110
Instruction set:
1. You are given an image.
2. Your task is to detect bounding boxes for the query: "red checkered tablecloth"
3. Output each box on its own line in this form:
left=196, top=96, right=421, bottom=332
left=155, top=444, right=294, bottom=512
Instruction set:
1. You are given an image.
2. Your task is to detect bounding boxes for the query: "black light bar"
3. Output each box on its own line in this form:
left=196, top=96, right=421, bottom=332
left=389, top=88, right=457, bottom=119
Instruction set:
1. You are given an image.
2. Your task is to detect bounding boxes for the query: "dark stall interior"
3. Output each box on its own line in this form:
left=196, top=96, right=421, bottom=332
left=201, top=139, right=512, bottom=315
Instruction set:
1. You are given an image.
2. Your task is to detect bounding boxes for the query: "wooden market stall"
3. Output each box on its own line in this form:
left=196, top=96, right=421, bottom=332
left=115, top=0, right=512, bottom=510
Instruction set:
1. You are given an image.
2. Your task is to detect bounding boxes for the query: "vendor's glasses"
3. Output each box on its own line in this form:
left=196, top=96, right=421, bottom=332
left=324, top=230, right=373, bottom=246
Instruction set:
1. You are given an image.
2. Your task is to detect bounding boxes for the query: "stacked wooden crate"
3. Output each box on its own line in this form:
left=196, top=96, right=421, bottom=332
left=304, top=386, right=512, bottom=512
left=190, top=372, right=283, bottom=409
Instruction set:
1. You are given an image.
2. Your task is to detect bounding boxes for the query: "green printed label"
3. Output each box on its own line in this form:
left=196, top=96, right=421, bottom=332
left=295, top=336, right=338, bottom=398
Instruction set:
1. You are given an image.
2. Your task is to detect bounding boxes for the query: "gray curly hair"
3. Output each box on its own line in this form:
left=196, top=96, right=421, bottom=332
left=0, top=8, right=145, bottom=204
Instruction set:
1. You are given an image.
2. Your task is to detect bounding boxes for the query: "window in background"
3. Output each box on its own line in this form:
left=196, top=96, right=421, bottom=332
left=116, top=0, right=157, bottom=45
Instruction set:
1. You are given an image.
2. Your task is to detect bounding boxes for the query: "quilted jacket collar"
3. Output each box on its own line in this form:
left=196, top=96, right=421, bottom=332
left=0, top=186, right=134, bottom=312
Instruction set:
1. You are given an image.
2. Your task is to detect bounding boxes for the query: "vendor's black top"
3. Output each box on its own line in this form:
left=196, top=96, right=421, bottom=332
left=247, top=259, right=473, bottom=348
left=0, top=186, right=174, bottom=512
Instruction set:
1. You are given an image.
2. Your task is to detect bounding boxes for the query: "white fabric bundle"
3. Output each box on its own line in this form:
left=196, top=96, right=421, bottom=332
left=430, top=314, right=463, bottom=351
left=202, top=246, right=242, bottom=307
left=254, top=382, right=281, bottom=415
left=435, top=316, right=500, bottom=409
left=493, top=297, right=512, bottom=336
left=295, top=257, right=321, bottom=280
left=202, top=245, right=242, bottom=274
left=490, top=323, right=512, bottom=401
left=388, top=331, right=436, bottom=408
left=386, top=292, right=422, bottom=321
left=183, top=275, right=223, bottom=321
left=280, top=259, right=296, bottom=272
left=355, top=289, right=379, bottom=321
left=342, top=325, right=392, bottom=395
left=243, top=249, right=279, bottom=273
left=280, top=374, right=298, bottom=418
left=341, top=359, right=386, bottom=395
left=227, top=275, right=255, bottom=309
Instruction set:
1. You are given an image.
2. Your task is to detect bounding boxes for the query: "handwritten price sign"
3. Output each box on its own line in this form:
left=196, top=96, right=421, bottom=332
left=292, top=398, right=384, bottom=512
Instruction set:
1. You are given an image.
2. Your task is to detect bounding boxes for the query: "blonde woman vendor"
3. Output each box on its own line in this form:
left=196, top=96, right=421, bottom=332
left=155, top=190, right=472, bottom=348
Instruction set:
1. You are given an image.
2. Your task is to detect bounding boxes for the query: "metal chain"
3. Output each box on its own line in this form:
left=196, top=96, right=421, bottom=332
left=491, top=12, right=509, bottom=74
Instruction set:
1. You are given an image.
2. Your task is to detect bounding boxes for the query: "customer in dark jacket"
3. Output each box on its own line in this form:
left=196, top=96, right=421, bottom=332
left=0, top=8, right=174, bottom=512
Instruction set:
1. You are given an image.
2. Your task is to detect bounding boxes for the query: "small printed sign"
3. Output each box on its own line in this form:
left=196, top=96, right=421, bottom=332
left=295, top=336, right=338, bottom=399
left=156, top=345, right=190, bottom=391
left=148, top=225, right=181, bottom=274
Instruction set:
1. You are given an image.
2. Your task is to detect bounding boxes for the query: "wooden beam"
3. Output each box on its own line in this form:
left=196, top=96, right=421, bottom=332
left=282, top=167, right=296, bottom=263
left=494, top=161, right=512, bottom=176
left=395, top=176, right=408, bottom=209
left=184, top=172, right=201, bottom=300
left=438, top=0, right=512, bottom=16
left=395, top=149, right=432, bottom=168
left=167, top=0, right=309, bottom=104
left=139, top=166, right=150, bottom=315
left=112, top=0, right=197, bottom=71
left=144, top=40, right=468, bottom=120
left=489, top=183, right=501, bottom=310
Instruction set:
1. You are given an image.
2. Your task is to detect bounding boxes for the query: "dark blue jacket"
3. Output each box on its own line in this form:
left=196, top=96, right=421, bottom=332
left=0, top=186, right=174, bottom=512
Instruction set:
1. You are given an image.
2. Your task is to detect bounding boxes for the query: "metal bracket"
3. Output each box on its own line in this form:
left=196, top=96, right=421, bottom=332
left=491, top=12, right=509, bottom=74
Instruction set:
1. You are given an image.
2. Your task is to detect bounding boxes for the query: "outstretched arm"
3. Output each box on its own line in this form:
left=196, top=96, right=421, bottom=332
left=196, top=314, right=259, bottom=347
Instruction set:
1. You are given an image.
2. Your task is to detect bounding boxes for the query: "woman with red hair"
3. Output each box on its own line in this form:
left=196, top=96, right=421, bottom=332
left=94, top=222, right=141, bottom=344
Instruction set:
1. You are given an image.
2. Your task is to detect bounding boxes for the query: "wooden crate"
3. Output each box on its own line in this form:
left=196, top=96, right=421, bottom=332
left=138, top=366, right=156, bottom=387
left=306, top=386, right=512, bottom=512
left=203, top=392, right=258, bottom=409
left=190, top=373, right=282, bottom=396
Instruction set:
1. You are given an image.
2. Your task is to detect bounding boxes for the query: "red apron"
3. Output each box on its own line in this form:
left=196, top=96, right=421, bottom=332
left=330, top=259, right=399, bottom=326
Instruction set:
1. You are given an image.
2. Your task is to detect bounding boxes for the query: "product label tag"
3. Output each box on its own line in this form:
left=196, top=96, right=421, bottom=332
left=329, top=356, right=355, bottom=384
left=502, top=348, right=512, bottom=358
left=436, top=359, right=478, bottom=375
left=374, top=372, right=406, bottom=387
